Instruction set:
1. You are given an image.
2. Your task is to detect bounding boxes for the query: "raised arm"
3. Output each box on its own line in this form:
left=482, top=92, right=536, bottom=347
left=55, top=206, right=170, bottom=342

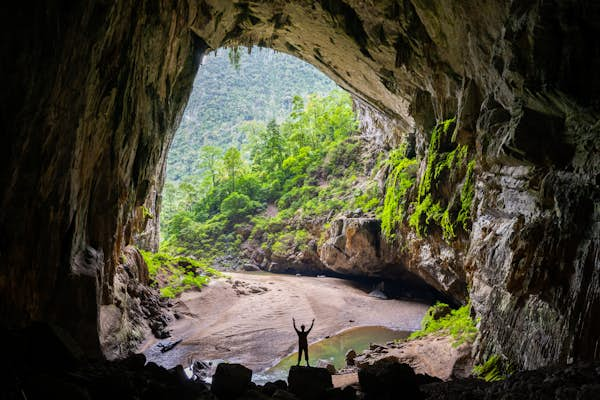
left=293, top=318, right=300, bottom=333
left=307, top=318, right=315, bottom=334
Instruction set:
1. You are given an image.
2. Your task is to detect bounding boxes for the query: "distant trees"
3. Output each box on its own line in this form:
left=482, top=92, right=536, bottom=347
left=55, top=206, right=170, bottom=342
left=161, top=89, right=366, bottom=260
left=166, top=48, right=336, bottom=182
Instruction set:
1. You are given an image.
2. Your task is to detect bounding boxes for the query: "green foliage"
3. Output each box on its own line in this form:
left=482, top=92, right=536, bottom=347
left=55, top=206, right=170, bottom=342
left=379, top=147, right=418, bottom=239
left=141, top=205, right=154, bottom=220
left=457, top=160, right=476, bottom=231
left=408, top=302, right=478, bottom=346
left=473, top=355, right=514, bottom=382
left=162, top=88, right=367, bottom=262
left=140, top=250, right=220, bottom=298
left=220, top=192, right=261, bottom=220
left=408, top=194, right=443, bottom=237
left=409, top=118, right=476, bottom=240
left=223, top=147, right=243, bottom=193
left=167, top=48, right=336, bottom=182
left=198, top=145, right=222, bottom=187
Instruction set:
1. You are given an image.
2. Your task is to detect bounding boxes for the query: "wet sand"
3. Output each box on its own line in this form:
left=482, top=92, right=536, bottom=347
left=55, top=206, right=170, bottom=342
left=140, top=272, right=429, bottom=372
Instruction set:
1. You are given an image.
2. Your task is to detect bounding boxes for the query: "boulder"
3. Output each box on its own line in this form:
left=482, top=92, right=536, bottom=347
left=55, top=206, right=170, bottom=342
left=211, top=363, right=252, bottom=399
left=368, top=289, right=388, bottom=300
left=345, top=349, right=357, bottom=366
left=358, top=361, right=422, bottom=399
left=192, top=360, right=212, bottom=381
left=288, top=366, right=333, bottom=399
left=260, top=380, right=288, bottom=396
left=316, top=359, right=337, bottom=375
left=272, top=389, right=300, bottom=400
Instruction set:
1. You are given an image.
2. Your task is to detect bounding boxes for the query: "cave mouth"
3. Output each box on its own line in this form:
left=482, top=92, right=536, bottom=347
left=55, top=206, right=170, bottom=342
left=130, top=46, right=447, bottom=372
left=4, top=4, right=598, bottom=395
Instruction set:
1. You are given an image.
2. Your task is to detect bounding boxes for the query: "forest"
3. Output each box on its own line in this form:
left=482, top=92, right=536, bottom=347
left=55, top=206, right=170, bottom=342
left=161, top=89, right=377, bottom=264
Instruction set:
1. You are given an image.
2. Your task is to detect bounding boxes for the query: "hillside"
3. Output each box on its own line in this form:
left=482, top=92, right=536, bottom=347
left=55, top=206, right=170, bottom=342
left=167, top=48, right=337, bottom=181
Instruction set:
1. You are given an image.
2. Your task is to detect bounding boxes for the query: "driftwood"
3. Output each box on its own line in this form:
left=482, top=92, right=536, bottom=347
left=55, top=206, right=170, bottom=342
left=157, top=339, right=182, bottom=353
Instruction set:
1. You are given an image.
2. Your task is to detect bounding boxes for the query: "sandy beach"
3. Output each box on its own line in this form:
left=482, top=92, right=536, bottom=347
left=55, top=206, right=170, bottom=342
left=140, top=272, right=429, bottom=372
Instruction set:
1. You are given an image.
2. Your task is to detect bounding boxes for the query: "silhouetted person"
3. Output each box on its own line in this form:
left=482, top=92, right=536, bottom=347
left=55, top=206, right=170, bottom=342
left=293, top=317, right=314, bottom=366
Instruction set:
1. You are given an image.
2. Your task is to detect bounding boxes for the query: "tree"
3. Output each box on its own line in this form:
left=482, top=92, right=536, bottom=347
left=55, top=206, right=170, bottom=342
left=198, top=145, right=222, bottom=187
left=222, top=147, right=243, bottom=193
left=220, top=192, right=260, bottom=221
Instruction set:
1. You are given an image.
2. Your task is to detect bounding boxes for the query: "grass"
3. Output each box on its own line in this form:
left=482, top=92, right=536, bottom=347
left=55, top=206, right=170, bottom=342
left=140, top=250, right=221, bottom=298
left=408, top=302, right=478, bottom=347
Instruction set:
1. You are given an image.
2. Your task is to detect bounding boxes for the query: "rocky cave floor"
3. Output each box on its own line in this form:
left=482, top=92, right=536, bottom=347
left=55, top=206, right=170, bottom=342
left=3, top=323, right=599, bottom=400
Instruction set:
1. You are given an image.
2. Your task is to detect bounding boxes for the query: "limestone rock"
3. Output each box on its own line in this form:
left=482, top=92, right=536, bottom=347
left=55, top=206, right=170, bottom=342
left=99, top=246, right=172, bottom=359
left=358, top=361, right=421, bottom=399
left=288, top=366, right=333, bottom=399
left=316, top=359, right=337, bottom=375
left=211, top=363, right=252, bottom=399
left=354, top=335, right=474, bottom=381
left=345, top=349, right=357, bottom=366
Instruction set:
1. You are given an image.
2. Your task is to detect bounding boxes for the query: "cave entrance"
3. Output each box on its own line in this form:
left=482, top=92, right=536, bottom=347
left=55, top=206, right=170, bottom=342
left=134, top=47, right=446, bottom=377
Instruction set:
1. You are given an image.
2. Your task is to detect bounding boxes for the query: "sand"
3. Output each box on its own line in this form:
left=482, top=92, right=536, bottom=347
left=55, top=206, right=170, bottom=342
left=140, top=272, right=429, bottom=372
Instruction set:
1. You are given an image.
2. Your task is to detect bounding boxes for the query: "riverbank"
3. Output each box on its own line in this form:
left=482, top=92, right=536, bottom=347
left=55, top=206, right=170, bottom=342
left=139, top=272, right=429, bottom=372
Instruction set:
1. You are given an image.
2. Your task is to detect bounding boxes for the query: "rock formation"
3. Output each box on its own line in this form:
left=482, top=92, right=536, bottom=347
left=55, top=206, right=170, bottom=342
left=1, top=0, right=598, bottom=370
left=99, top=246, right=172, bottom=360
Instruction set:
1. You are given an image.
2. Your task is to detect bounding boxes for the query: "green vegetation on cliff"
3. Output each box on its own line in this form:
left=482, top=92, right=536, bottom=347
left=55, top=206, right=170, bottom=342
left=140, top=250, right=221, bottom=298
left=409, top=118, right=476, bottom=241
left=473, top=354, right=515, bottom=382
left=408, top=302, right=478, bottom=346
left=379, top=147, right=418, bottom=240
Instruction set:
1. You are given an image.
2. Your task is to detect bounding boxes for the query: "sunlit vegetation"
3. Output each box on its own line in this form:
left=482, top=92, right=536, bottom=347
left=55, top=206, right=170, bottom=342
left=140, top=250, right=221, bottom=298
left=161, top=90, right=376, bottom=262
left=378, top=146, right=418, bottom=240
left=408, top=302, right=478, bottom=346
left=167, top=48, right=336, bottom=182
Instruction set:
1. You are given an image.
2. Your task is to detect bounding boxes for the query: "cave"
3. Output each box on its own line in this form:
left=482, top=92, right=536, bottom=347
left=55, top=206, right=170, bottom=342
left=1, top=0, right=599, bottom=395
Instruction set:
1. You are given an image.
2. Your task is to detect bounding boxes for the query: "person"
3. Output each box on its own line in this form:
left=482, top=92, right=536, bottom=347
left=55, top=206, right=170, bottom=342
left=293, top=317, right=314, bottom=366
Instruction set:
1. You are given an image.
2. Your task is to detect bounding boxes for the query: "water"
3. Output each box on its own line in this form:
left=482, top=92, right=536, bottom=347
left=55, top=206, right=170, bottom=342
left=253, top=326, right=410, bottom=384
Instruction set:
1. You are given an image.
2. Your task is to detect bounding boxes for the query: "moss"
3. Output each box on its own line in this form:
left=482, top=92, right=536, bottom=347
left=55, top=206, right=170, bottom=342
left=408, top=302, right=478, bottom=347
left=409, top=118, right=476, bottom=240
left=457, top=160, right=476, bottom=231
left=440, top=208, right=455, bottom=240
left=379, top=147, right=418, bottom=240
left=473, top=354, right=514, bottom=382
left=408, top=194, right=444, bottom=236
left=141, top=205, right=154, bottom=220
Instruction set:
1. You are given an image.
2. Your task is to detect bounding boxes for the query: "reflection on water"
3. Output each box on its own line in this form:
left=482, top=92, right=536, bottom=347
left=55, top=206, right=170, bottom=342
left=254, top=326, right=409, bottom=384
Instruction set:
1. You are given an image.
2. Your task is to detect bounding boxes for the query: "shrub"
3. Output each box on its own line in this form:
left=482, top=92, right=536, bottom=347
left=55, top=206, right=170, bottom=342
left=408, top=302, right=478, bottom=346
left=140, top=250, right=220, bottom=298
left=473, top=355, right=514, bottom=382
left=220, top=191, right=261, bottom=221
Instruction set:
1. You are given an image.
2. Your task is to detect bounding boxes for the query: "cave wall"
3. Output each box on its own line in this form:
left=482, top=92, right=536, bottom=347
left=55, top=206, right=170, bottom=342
left=0, top=1, right=204, bottom=355
left=1, top=0, right=598, bottom=367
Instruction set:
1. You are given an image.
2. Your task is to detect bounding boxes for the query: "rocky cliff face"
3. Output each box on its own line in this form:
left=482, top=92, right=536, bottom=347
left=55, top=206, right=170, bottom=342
left=1, top=0, right=598, bottom=368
